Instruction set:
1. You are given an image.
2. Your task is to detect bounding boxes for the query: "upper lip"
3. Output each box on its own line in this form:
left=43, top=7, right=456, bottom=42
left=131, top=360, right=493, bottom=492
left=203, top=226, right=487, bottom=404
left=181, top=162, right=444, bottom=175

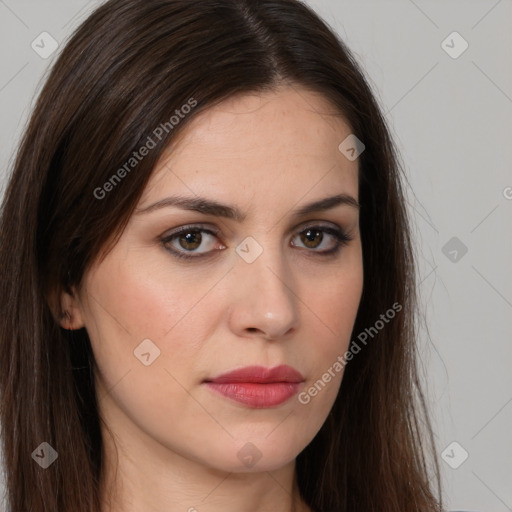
left=205, top=365, right=304, bottom=384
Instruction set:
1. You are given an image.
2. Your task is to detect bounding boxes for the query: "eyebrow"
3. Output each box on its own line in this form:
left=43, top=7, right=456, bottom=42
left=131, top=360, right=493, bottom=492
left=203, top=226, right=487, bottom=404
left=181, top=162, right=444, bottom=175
left=135, top=193, right=360, bottom=221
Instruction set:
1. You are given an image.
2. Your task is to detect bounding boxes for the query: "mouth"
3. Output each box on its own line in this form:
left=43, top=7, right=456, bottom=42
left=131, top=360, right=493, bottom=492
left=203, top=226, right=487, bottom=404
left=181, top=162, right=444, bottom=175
left=203, top=365, right=305, bottom=408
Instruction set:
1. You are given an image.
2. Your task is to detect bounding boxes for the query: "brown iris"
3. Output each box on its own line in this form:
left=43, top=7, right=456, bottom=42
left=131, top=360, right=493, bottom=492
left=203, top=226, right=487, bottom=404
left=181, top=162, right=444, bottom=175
left=178, top=231, right=202, bottom=250
left=300, top=228, right=323, bottom=249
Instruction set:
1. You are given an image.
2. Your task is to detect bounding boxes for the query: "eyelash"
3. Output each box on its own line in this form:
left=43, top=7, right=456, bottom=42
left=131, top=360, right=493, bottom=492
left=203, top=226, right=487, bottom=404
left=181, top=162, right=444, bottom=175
left=160, top=223, right=354, bottom=261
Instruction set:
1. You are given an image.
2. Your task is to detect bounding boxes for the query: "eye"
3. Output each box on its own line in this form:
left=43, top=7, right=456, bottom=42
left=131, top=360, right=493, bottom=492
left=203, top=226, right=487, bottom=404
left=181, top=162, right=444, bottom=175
left=161, top=224, right=224, bottom=259
left=160, top=223, right=353, bottom=261
left=290, top=225, right=353, bottom=255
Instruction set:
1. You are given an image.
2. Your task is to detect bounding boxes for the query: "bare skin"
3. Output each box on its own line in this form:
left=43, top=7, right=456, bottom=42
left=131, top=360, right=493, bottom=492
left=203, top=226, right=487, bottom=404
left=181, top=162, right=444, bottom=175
left=60, top=84, right=363, bottom=512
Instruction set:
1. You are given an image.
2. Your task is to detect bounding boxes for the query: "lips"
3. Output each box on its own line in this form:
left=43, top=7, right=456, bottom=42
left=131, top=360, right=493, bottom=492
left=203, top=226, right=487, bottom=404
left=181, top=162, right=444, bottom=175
left=206, top=365, right=304, bottom=384
left=203, top=365, right=304, bottom=408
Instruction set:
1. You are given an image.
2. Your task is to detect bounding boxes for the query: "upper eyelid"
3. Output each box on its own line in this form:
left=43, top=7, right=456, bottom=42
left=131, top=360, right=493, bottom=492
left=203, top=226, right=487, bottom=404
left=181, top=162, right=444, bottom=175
left=162, top=219, right=347, bottom=237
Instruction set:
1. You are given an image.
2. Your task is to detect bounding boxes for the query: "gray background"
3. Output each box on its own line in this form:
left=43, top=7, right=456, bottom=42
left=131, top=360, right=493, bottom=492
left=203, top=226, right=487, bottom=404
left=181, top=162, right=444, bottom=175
left=1, top=0, right=511, bottom=510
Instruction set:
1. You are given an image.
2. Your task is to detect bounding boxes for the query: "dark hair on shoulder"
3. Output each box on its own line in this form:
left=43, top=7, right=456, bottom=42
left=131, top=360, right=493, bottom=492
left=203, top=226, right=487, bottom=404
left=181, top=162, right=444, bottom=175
left=0, top=0, right=442, bottom=510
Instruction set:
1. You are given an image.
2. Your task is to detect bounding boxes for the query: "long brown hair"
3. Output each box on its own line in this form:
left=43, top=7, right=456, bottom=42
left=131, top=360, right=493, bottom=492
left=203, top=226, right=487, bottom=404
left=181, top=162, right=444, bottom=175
left=0, top=0, right=442, bottom=510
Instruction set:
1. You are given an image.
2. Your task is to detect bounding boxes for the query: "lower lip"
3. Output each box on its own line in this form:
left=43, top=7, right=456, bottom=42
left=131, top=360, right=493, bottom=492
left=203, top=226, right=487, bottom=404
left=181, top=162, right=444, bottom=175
left=205, top=382, right=301, bottom=408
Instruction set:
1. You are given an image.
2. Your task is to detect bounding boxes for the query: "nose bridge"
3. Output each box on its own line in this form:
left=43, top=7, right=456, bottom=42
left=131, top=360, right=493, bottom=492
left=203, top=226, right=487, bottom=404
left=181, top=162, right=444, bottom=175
left=230, top=234, right=299, bottom=339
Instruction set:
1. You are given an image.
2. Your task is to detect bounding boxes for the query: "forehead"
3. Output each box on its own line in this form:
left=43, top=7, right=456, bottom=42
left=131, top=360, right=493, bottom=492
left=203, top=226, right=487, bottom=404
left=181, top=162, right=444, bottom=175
left=139, top=86, right=359, bottom=211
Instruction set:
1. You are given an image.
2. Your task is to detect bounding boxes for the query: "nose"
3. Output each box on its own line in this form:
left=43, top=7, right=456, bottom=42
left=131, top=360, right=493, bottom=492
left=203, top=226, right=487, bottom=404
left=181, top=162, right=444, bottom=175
left=227, top=241, right=299, bottom=340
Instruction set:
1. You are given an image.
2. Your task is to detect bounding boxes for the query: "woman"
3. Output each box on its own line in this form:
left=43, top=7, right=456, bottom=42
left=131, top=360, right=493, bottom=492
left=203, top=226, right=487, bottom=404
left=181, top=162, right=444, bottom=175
left=0, top=0, right=443, bottom=510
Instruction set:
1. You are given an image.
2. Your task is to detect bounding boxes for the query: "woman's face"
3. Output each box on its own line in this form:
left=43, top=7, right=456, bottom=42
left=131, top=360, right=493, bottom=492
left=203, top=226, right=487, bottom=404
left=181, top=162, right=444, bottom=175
left=66, top=85, right=363, bottom=473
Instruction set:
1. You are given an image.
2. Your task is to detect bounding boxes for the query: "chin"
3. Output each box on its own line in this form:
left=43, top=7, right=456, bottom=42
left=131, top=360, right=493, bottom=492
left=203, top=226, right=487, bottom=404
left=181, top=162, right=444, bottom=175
left=196, top=432, right=309, bottom=474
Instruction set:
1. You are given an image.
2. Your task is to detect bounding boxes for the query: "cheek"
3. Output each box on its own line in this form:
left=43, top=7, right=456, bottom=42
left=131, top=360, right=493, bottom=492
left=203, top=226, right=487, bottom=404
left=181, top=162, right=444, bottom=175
left=83, top=260, right=219, bottom=450
left=296, top=258, right=363, bottom=410
left=311, top=258, right=363, bottom=347
left=324, top=277, right=362, bottom=328
left=81, top=256, right=217, bottom=394
left=85, top=250, right=218, bottom=344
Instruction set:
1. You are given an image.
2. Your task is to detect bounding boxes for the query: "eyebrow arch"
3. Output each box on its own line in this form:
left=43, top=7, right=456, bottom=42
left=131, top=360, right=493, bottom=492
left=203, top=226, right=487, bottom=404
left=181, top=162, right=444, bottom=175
left=135, top=193, right=360, bottom=221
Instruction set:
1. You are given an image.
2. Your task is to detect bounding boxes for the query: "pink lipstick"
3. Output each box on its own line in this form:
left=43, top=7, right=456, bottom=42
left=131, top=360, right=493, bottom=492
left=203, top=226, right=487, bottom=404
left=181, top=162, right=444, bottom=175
left=203, top=365, right=304, bottom=408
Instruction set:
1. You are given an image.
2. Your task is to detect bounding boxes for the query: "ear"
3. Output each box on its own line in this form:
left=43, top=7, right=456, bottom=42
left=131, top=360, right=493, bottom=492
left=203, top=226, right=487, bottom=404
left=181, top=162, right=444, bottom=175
left=47, top=283, right=86, bottom=331
left=58, top=287, right=86, bottom=330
